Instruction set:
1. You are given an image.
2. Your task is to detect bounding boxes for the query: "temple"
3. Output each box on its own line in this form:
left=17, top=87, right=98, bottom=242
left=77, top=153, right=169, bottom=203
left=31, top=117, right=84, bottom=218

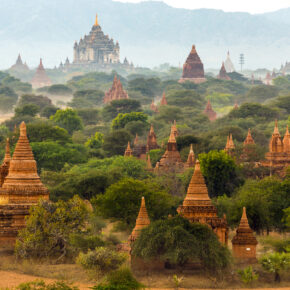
left=30, top=59, right=52, bottom=89
left=103, top=75, right=129, bottom=103
left=224, top=133, right=235, bottom=156
left=171, top=120, right=178, bottom=138
left=179, top=45, right=206, bottom=84
left=0, top=139, right=11, bottom=187
left=263, top=72, right=273, bottom=86
left=73, top=14, right=120, bottom=66
left=124, top=142, right=133, bottom=157
left=155, top=126, right=184, bottom=173
left=263, top=121, right=290, bottom=176
left=160, top=92, right=167, bottom=106
left=177, top=160, right=228, bottom=244
left=9, top=54, right=29, bottom=72
left=146, top=124, right=159, bottom=152
left=203, top=100, right=217, bottom=121
left=150, top=100, right=158, bottom=113
left=224, top=51, right=235, bottom=73
left=0, top=122, right=49, bottom=247
left=241, top=129, right=256, bottom=160
left=232, top=207, right=258, bottom=262
left=184, top=144, right=195, bottom=169
left=218, top=62, right=231, bottom=80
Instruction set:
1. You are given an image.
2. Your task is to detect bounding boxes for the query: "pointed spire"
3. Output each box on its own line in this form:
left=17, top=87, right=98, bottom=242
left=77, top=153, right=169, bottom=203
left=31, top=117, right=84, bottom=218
left=244, top=129, right=255, bottom=145
left=171, top=120, right=178, bottom=137
left=3, top=138, right=11, bottom=163
left=229, top=133, right=235, bottom=149
left=283, top=125, right=290, bottom=153
left=129, top=196, right=150, bottom=242
left=124, top=141, right=133, bottom=157
left=273, top=120, right=280, bottom=135
left=168, top=126, right=177, bottom=143
left=150, top=124, right=154, bottom=134
left=239, top=207, right=251, bottom=229
left=160, top=92, right=167, bottom=106
left=134, top=134, right=139, bottom=146
left=185, top=144, right=195, bottom=168
left=95, top=13, right=99, bottom=26
left=146, top=154, right=152, bottom=170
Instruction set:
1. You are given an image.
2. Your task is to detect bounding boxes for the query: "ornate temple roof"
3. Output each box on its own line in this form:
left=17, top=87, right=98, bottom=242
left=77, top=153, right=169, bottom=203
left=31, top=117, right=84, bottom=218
left=160, top=92, right=168, bottom=106
left=31, top=58, right=52, bottom=89
left=129, top=196, right=150, bottom=242
left=204, top=100, right=217, bottom=121
left=244, top=129, right=255, bottom=146
left=225, top=133, right=235, bottom=152
left=104, top=75, right=129, bottom=103
left=218, top=62, right=231, bottom=80
left=124, top=141, right=133, bottom=157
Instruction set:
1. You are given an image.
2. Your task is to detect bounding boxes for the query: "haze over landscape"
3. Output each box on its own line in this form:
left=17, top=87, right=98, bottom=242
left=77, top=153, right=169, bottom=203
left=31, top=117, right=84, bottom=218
left=0, top=0, right=289, bottom=69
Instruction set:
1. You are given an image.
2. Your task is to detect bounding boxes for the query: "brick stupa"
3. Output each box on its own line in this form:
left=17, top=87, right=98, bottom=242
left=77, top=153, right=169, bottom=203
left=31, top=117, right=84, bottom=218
left=124, top=142, right=133, bottom=157
left=0, top=139, right=11, bottom=187
left=218, top=62, right=231, bottom=80
left=184, top=144, right=195, bottom=169
left=10, top=54, right=29, bottom=72
left=171, top=120, right=178, bottom=138
left=232, top=207, right=258, bottom=262
left=150, top=100, right=158, bottom=113
left=177, top=160, right=228, bottom=244
left=31, top=58, right=52, bottom=89
left=103, top=75, right=129, bottom=104
left=146, top=124, right=159, bottom=152
left=263, top=121, right=290, bottom=176
left=179, top=45, right=206, bottom=84
left=129, top=196, right=150, bottom=243
left=160, top=92, right=167, bottom=106
left=155, top=126, right=184, bottom=173
left=0, top=122, right=49, bottom=246
left=225, top=133, right=235, bottom=156
left=204, top=100, right=217, bottom=121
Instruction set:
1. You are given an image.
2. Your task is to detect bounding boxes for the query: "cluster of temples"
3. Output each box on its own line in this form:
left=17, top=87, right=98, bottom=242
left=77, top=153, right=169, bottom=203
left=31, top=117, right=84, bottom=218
left=0, top=122, right=49, bottom=247
left=103, top=75, right=129, bottom=103
left=129, top=161, right=257, bottom=270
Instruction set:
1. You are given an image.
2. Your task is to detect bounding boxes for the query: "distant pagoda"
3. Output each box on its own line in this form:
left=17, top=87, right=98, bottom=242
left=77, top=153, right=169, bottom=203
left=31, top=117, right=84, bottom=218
left=203, top=100, right=217, bottom=121
left=218, top=62, right=231, bottom=80
left=0, top=122, right=49, bottom=247
left=184, top=144, right=195, bottom=169
left=177, top=160, right=228, bottom=244
left=179, top=45, right=206, bottom=84
left=124, top=142, right=133, bottom=157
left=150, top=100, right=158, bottom=113
left=160, top=92, right=167, bottom=106
left=30, top=58, right=52, bottom=89
left=225, top=133, right=235, bottom=156
left=10, top=54, right=29, bottom=71
left=232, top=207, right=258, bottom=262
left=224, top=51, right=235, bottom=73
left=104, top=75, right=129, bottom=103
left=146, top=124, right=159, bottom=152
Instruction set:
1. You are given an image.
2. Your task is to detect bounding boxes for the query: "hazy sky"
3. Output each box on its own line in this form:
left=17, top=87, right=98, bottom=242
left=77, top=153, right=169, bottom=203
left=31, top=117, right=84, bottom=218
left=116, top=0, right=290, bottom=14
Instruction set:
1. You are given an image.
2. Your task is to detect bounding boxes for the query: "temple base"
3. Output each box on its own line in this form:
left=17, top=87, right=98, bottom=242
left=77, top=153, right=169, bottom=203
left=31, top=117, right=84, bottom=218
left=178, top=78, right=206, bottom=84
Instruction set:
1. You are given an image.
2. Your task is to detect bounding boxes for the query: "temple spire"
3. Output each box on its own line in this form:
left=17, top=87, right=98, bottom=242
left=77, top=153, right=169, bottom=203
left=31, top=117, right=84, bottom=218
left=160, top=92, right=167, bottom=106
left=146, top=154, right=152, bottom=170
left=244, top=129, right=255, bottom=145
left=3, top=138, right=11, bottom=163
left=185, top=144, right=195, bottom=168
left=134, top=134, right=139, bottom=146
left=95, top=14, right=99, bottom=26
left=273, top=120, right=280, bottom=135
left=124, top=141, right=133, bottom=157
left=168, top=126, right=177, bottom=143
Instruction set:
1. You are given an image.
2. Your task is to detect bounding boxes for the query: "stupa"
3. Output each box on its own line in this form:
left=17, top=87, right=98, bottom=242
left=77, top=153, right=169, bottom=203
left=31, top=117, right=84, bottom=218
left=224, top=51, right=235, bottom=73
left=204, top=100, right=217, bottom=121
left=10, top=54, right=29, bottom=71
left=241, top=129, right=256, bottom=160
left=0, top=139, right=11, bottom=187
left=124, top=142, right=133, bottom=157
left=225, top=134, right=235, bottom=156
left=244, top=129, right=255, bottom=146
left=104, top=75, right=129, bottom=103
left=129, top=196, right=150, bottom=243
left=218, top=62, right=231, bottom=80
left=179, top=45, right=206, bottom=84
left=263, top=121, right=290, bottom=176
left=146, top=155, right=153, bottom=171
left=30, top=59, right=52, bottom=89
left=160, top=92, right=167, bottom=106
left=155, top=126, right=184, bottom=173
left=232, top=207, right=258, bottom=262
left=146, top=124, right=159, bottom=152
left=171, top=120, right=178, bottom=138
left=177, top=160, right=228, bottom=244
left=0, top=122, right=49, bottom=246
left=184, top=144, right=195, bottom=169
left=150, top=100, right=158, bottom=113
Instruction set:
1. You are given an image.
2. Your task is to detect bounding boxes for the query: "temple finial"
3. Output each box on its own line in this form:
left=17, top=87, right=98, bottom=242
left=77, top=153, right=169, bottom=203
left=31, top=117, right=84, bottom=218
left=274, top=120, right=279, bottom=135
left=3, top=138, right=11, bottom=163
left=95, top=13, right=98, bottom=26
left=19, top=121, right=27, bottom=137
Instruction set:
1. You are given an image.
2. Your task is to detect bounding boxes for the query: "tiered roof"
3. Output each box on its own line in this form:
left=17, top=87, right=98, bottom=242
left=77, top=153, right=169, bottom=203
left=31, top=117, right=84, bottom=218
left=204, top=100, right=217, bottom=121
left=269, top=120, right=283, bottom=153
left=146, top=124, right=159, bottom=152
left=0, top=139, right=11, bottom=187
left=124, top=142, right=133, bottom=157
left=244, top=129, right=255, bottom=146
left=31, top=59, right=52, bottom=89
left=218, top=62, right=231, bottom=80
left=104, top=75, right=129, bottom=103
left=185, top=144, right=195, bottom=169
left=283, top=125, right=290, bottom=152
left=225, top=133, right=235, bottom=153
left=160, top=92, right=167, bottom=106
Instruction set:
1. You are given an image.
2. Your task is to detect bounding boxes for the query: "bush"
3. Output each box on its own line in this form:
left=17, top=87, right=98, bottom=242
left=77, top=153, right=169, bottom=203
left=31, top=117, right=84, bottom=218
left=69, top=233, right=105, bottom=253
left=93, top=267, right=144, bottom=290
left=16, top=280, right=79, bottom=290
left=237, top=266, right=258, bottom=285
left=76, top=247, right=126, bottom=272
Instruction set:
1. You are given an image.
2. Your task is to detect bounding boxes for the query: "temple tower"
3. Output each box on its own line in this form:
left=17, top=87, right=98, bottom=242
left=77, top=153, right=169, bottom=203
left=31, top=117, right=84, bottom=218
left=225, top=133, right=235, bottom=156
left=232, top=207, right=258, bottom=262
left=124, top=142, right=133, bottom=157
left=179, top=45, right=206, bottom=84
left=0, top=139, right=11, bottom=187
left=177, top=160, right=228, bottom=244
left=283, top=125, right=290, bottom=153
left=30, top=59, right=52, bottom=89
left=146, top=124, right=159, bottom=152
left=218, top=62, right=231, bottom=80
left=171, top=120, right=178, bottom=138
left=146, top=155, right=153, bottom=171
left=160, top=92, right=167, bottom=106
left=224, top=51, right=235, bottom=73
left=204, top=100, right=217, bottom=121
left=104, top=75, right=129, bottom=103
left=156, top=126, right=184, bottom=173
left=185, top=144, right=195, bottom=169
left=150, top=100, right=158, bottom=113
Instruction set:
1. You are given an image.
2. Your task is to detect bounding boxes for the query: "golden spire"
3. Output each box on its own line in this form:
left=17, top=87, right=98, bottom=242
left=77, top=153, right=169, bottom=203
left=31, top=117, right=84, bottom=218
left=95, top=13, right=99, bottom=26
left=3, top=138, right=11, bottom=163
left=124, top=141, right=133, bottom=157
left=168, top=126, right=177, bottom=143
left=229, top=133, right=235, bottom=149
left=185, top=144, right=195, bottom=168
left=273, top=120, right=280, bottom=135
left=244, top=128, right=255, bottom=145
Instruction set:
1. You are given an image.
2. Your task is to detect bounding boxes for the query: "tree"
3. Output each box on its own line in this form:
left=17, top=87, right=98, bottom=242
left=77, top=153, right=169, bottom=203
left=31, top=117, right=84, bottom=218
left=102, top=129, right=132, bottom=156
left=260, top=252, right=290, bottom=282
left=128, top=77, right=161, bottom=98
left=69, top=89, right=104, bottom=108
left=76, top=108, right=100, bottom=125
left=245, top=85, right=279, bottom=102
left=47, top=84, right=73, bottom=96
left=15, top=104, right=40, bottom=117
left=50, top=109, right=83, bottom=134
left=15, top=196, right=89, bottom=261
left=40, top=105, right=59, bottom=118
left=94, top=178, right=177, bottom=226
left=18, top=94, right=52, bottom=108
left=0, top=86, right=18, bottom=112
left=132, top=216, right=231, bottom=271
left=167, top=89, right=205, bottom=109
left=237, top=266, right=258, bottom=285
left=111, top=112, right=148, bottom=130
left=86, top=132, right=104, bottom=149
left=176, top=135, right=199, bottom=151
left=199, top=150, right=244, bottom=198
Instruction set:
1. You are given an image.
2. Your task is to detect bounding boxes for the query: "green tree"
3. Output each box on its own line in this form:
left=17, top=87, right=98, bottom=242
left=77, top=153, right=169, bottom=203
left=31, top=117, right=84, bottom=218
left=15, top=104, right=40, bottom=117
left=237, top=266, right=259, bottom=285
left=86, top=132, right=104, bottom=149
left=15, top=196, right=89, bottom=261
left=0, top=86, right=18, bottom=112
left=50, top=109, right=83, bottom=134
left=167, top=89, right=205, bottom=109
left=76, top=108, right=100, bottom=125
left=132, top=216, right=231, bottom=271
left=94, top=178, right=177, bottom=226
left=47, top=84, right=73, bottom=95
left=18, top=94, right=52, bottom=108
left=199, top=150, right=243, bottom=198
left=112, top=112, right=148, bottom=130
left=70, top=89, right=104, bottom=108
left=260, top=252, right=290, bottom=282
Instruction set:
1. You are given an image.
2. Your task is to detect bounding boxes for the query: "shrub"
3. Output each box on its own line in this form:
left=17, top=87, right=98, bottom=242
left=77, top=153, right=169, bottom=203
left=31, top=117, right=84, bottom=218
left=16, top=280, right=79, bottom=290
left=237, top=266, right=258, bottom=285
left=69, top=234, right=105, bottom=252
left=76, top=247, right=127, bottom=272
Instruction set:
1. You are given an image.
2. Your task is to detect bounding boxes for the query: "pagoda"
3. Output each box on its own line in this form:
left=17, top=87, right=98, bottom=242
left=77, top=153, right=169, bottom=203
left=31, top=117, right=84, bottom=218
left=146, top=155, right=153, bottom=171
left=217, top=62, right=231, bottom=80
left=0, top=122, right=49, bottom=246
left=129, top=196, right=150, bottom=243
left=179, top=45, right=206, bottom=84
left=184, top=144, right=195, bottom=169
left=224, top=51, right=235, bottom=73
left=104, top=75, right=129, bottom=103
left=10, top=54, right=29, bottom=71
left=263, top=72, right=273, bottom=86
left=160, top=92, right=167, bottom=106
left=263, top=121, right=290, bottom=176
left=232, top=207, right=258, bottom=262
left=150, top=100, right=158, bottom=113
left=0, top=139, right=11, bottom=187
left=224, top=134, right=235, bottom=156
left=244, top=129, right=255, bottom=146
left=146, top=124, right=159, bottom=152
left=30, top=58, right=52, bottom=89
left=171, top=120, right=178, bottom=138
left=177, top=160, right=228, bottom=244
left=241, top=129, right=256, bottom=160
left=155, top=126, right=184, bottom=173
left=124, top=142, right=133, bottom=157
left=203, top=100, right=217, bottom=121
